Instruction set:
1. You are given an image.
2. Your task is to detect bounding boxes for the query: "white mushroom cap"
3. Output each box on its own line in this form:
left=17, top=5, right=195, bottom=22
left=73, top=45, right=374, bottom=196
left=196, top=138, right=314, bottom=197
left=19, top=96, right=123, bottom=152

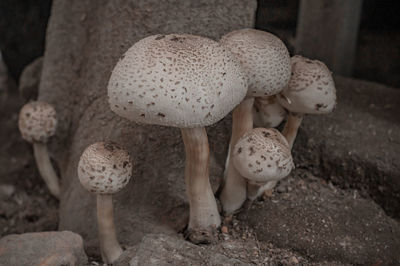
left=18, top=101, right=57, bottom=143
left=232, top=128, right=294, bottom=184
left=108, top=34, right=247, bottom=128
left=277, top=55, right=337, bottom=114
left=220, top=29, right=291, bottom=97
left=78, top=142, right=132, bottom=194
left=253, top=96, right=286, bottom=128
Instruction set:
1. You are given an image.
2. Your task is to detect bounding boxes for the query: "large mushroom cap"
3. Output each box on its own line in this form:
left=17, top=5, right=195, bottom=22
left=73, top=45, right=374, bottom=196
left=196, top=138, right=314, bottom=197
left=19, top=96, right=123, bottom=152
left=220, top=28, right=291, bottom=97
left=232, top=128, right=294, bottom=184
left=108, top=34, right=247, bottom=128
left=78, top=142, right=132, bottom=194
left=18, top=101, right=57, bottom=143
left=277, top=55, right=337, bottom=114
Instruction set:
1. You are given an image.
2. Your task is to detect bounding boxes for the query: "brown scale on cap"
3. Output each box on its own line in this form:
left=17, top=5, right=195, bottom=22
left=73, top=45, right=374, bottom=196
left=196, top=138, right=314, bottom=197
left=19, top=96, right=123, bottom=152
left=108, top=34, right=247, bottom=128
left=232, top=128, right=294, bottom=184
left=78, top=142, right=133, bottom=194
left=18, top=101, right=57, bottom=143
left=278, top=55, right=336, bottom=114
left=220, top=29, right=291, bottom=97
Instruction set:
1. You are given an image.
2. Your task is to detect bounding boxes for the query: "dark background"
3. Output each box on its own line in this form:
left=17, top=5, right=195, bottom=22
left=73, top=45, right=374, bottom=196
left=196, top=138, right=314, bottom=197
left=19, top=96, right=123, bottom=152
left=0, top=0, right=399, bottom=87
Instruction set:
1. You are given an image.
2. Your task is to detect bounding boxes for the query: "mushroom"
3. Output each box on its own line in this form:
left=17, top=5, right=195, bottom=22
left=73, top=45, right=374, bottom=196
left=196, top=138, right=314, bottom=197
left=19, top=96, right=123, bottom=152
left=18, top=101, right=60, bottom=199
left=219, top=29, right=291, bottom=214
left=107, top=34, right=247, bottom=243
left=77, top=141, right=132, bottom=264
left=277, top=55, right=337, bottom=149
left=253, top=95, right=286, bottom=128
left=232, top=128, right=294, bottom=201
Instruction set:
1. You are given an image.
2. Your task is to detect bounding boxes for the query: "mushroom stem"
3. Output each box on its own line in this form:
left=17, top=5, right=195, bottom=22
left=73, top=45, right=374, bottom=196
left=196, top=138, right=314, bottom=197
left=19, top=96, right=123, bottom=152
left=282, top=112, right=304, bottom=149
left=33, top=142, right=60, bottom=199
left=220, top=97, right=254, bottom=214
left=97, top=194, right=123, bottom=264
left=181, top=127, right=221, bottom=240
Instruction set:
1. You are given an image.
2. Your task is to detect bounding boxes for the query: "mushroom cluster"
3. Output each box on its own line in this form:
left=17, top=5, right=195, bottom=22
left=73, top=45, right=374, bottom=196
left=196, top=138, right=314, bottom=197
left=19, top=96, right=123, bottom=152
left=218, top=29, right=337, bottom=213
left=16, top=28, right=336, bottom=264
left=107, top=33, right=247, bottom=243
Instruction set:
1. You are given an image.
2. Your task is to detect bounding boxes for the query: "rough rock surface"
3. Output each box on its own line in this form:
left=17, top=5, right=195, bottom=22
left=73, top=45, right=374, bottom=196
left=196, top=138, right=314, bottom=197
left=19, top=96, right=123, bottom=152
left=241, top=169, right=400, bottom=265
left=19, top=57, right=43, bottom=102
left=115, top=234, right=248, bottom=266
left=0, top=231, right=87, bottom=266
left=292, top=76, right=400, bottom=218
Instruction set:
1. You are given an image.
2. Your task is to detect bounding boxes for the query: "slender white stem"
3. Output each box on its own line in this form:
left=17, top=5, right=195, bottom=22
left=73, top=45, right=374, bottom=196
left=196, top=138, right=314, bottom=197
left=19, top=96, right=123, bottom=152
left=282, top=112, right=304, bottom=149
left=97, top=194, right=123, bottom=264
left=220, top=97, right=254, bottom=214
left=33, top=142, right=60, bottom=199
left=181, top=127, right=221, bottom=238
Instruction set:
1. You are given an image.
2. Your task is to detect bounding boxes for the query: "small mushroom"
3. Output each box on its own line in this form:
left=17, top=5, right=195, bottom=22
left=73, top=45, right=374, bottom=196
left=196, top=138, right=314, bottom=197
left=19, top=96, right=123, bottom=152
left=219, top=29, right=291, bottom=214
left=253, top=95, right=287, bottom=128
left=77, top=141, right=132, bottom=264
left=232, top=128, right=294, bottom=200
left=18, top=101, right=60, bottom=199
left=107, top=34, right=247, bottom=243
left=277, top=55, right=337, bottom=149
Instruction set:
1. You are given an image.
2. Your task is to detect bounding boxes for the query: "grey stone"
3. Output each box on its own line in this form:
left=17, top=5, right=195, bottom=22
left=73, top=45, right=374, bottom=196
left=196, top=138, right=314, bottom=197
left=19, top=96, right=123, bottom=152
left=0, top=231, right=87, bottom=266
left=292, top=76, right=400, bottom=218
left=19, top=57, right=43, bottom=101
left=114, top=234, right=248, bottom=266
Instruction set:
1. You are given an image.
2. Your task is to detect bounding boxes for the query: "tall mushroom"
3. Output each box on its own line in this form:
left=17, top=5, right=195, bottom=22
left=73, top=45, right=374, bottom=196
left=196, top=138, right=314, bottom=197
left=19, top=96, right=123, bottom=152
left=219, top=29, right=291, bottom=214
left=232, top=128, right=294, bottom=200
left=277, top=55, right=337, bottom=149
left=18, top=101, right=60, bottom=199
left=107, top=34, right=247, bottom=243
left=77, top=141, right=132, bottom=264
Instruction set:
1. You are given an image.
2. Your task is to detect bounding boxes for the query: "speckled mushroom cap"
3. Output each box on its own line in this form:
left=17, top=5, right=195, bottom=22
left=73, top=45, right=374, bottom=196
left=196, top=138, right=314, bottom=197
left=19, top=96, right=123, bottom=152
left=220, top=29, right=291, bottom=97
left=253, top=96, right=286, bottom=128
left=277, top=55, right=336, bottom=114
left=232, top=128, right=294, bottom=184
left=18, top=101, right=57, bottom=143
left=107, top=34, right=247, bottom=128
left=78, top=142, right=132, bottom=194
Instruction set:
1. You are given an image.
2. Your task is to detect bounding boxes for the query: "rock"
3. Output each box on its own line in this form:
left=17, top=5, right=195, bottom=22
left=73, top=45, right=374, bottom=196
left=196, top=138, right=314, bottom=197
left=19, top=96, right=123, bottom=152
left=292, top=76, right=400, bottom=217
left=244, top=170, right=400, bottom=265
left=0, top=231, right=88, bottom=266
left=114, top=234, right=248, bottom=266
left=19, top=57, right=43, bottom=101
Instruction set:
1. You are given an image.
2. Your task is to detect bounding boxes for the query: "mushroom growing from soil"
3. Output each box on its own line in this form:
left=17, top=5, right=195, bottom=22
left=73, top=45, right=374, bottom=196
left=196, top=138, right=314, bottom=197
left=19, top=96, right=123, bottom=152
left=107, top=34, right=247, bottom=243
left=77, top=141, right=132, bottom=264
left=253, top=95, right=287, bottom=128
left=277, top=55, right=337, bottom=149
left=219, top=29, right=291, bottom=214
left=232, top=128, right=294, bottom=201
left=18, top=101, right=60, bottom=199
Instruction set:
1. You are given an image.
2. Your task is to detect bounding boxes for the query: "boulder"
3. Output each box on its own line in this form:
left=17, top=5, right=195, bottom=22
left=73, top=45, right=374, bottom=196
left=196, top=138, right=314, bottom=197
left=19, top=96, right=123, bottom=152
left=0, top=231, right=87, bottom=266
left=115, top=234, right=248, bottom=266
